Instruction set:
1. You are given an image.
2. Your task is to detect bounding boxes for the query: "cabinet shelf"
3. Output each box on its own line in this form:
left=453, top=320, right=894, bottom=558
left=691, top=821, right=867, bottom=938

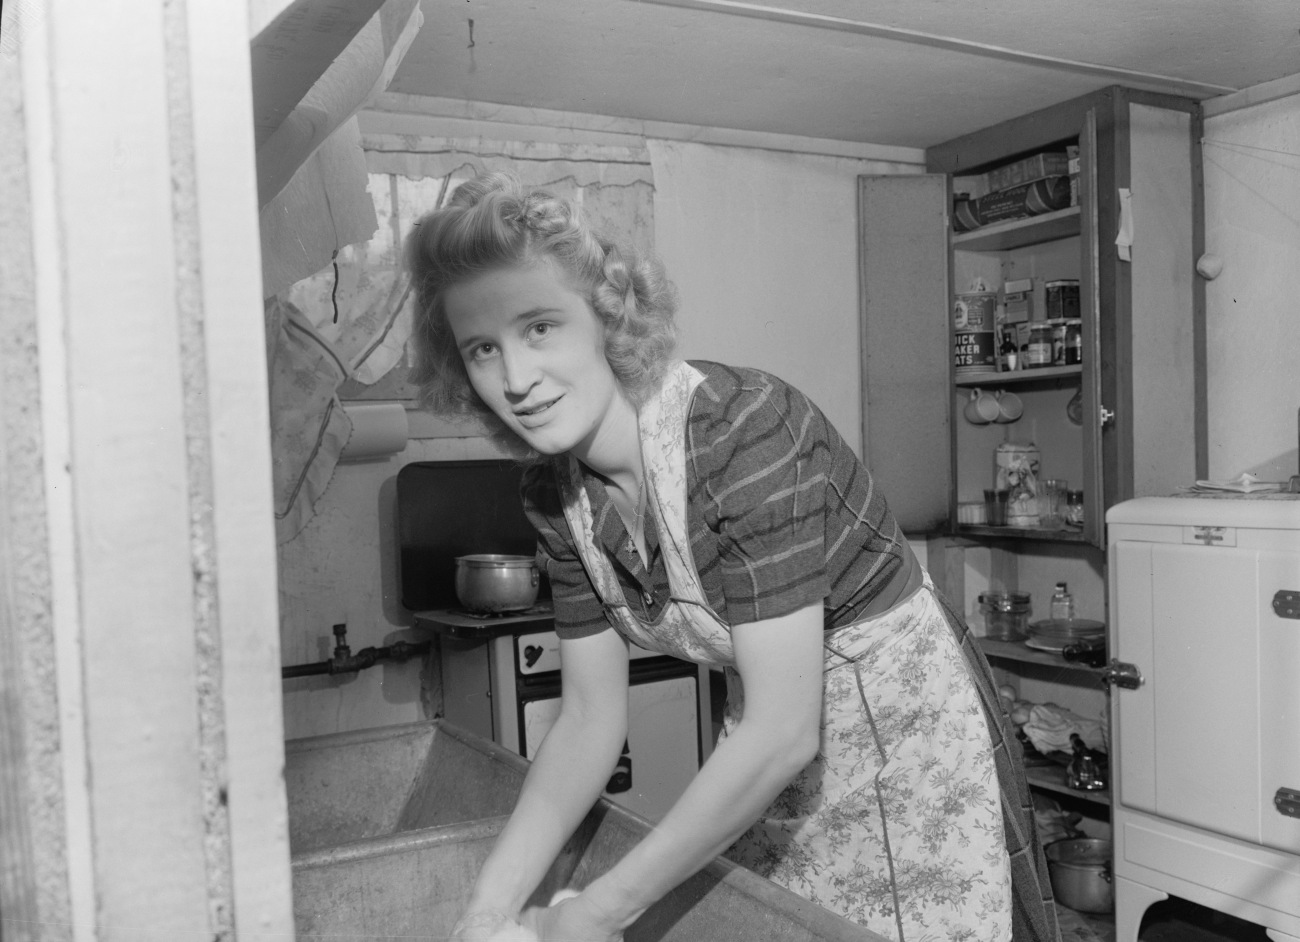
left=952, top=206, right=1081, bottom=251
left=1024, top=763, right=1110, bottom=806
left=976, top=637, right=1103, bottom=674
left=954, top=365, right=1081, bottom=387
left=953, top=524, right=1089, bottom=543
left=978, top=637, right=1111, bottom=809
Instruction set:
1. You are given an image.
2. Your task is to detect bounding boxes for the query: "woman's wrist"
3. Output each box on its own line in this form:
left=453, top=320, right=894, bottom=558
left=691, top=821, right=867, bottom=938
left=578, top=873, right=650, bottom=932
left=450, top=908, right=524, bottom=941
left=462, top=889, right=521, bottom=920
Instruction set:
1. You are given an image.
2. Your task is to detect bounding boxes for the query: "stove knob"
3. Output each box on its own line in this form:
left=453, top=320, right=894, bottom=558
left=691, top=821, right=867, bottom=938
left=523, top=645, right=544, bottom=668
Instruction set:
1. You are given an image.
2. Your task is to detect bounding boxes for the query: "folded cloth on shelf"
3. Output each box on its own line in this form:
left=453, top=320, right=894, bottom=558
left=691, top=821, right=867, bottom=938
left=1021, top=703, right=1106, bottom=755
left=1186, top=472, right=1287, bottom=494
left=1032, top=793, right=1084, bottom=846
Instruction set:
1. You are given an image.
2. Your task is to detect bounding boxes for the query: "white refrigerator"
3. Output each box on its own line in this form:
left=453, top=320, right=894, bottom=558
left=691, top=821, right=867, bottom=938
left=1107, top=496, right=1300, bottom=942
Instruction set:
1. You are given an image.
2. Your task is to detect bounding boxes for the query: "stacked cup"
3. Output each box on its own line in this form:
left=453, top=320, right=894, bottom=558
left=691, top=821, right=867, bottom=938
left=964, top=389, right=1000, bottom=424
left=964, top=388, right=1023, bottom=424
left=994, top=390, right=1022, bottom=423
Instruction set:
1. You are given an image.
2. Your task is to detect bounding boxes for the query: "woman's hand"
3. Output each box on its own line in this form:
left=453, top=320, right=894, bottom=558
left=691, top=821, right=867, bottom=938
left=449, top=909, right=538, bottom=941
left=519, top=891, right=624, bottom=942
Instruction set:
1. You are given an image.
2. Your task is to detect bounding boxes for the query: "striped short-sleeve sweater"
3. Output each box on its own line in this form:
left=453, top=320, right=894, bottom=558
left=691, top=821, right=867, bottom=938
left=522, top=360, right=916, bottom=640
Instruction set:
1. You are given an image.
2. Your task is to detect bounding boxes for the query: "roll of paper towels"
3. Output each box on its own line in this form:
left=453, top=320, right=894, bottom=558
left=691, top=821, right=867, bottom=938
left=340, top=402, right=409, bottom=461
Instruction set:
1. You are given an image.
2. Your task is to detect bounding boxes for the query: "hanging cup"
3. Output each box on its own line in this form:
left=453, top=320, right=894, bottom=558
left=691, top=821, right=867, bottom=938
left=964, top=388, right=1000, bottom=425
left=994, top=389, right=1024, bottom=423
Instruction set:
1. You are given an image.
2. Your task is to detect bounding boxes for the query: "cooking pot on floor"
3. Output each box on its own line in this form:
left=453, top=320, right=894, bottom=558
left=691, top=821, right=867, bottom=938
left=1045, top=837, right=1113, bottom=913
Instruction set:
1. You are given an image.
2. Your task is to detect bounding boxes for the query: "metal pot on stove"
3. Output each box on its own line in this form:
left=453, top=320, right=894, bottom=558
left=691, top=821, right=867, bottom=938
left=454, top=554, right=539, bottom=613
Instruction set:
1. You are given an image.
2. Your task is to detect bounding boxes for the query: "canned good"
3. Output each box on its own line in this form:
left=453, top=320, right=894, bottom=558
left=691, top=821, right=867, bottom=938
left=1045, top=279, right=1080, bottom=319
left=954, top=292, right=998, bottom=373
left=1025, top=322, right=1054, bottom=369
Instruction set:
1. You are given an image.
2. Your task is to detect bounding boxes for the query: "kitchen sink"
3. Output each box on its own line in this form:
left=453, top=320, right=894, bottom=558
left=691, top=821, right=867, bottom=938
left=285, top=719, right=881, bottom=941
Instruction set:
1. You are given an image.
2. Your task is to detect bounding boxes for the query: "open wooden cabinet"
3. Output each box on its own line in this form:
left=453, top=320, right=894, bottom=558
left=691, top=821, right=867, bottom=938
left=860, top=85, right=1204, bottom=544
left=858, top=85, right=1206, bottom=929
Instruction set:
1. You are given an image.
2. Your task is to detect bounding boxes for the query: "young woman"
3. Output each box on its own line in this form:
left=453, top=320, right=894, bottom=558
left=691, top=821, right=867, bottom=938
left=407, top=171, right=1060, bottom=942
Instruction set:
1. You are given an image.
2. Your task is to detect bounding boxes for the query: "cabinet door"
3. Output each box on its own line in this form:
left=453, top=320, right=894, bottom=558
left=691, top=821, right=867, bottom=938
left=1077, top=109, right=1105, bottom=547
left=1099, top=101, right=1202, bottom=511
left=857, top=174, right=950, bottom=533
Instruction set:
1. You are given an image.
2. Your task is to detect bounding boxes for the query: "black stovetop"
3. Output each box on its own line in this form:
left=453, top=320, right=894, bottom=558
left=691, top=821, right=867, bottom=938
left=395, top=459, right=551, bottom=613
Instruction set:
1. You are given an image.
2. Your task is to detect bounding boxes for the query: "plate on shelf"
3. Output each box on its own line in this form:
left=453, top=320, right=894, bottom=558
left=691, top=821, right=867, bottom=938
left=1027, top=618, right=1105, bottom=641
left=1024, top=637, right=1072, bottom=653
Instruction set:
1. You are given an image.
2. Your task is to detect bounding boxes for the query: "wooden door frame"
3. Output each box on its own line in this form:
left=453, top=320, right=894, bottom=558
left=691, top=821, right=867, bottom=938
left=1, top=3, right=294, bottom=938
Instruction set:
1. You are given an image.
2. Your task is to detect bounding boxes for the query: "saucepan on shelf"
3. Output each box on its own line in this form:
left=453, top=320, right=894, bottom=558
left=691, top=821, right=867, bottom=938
left=455, top=554, right=540, bottom=613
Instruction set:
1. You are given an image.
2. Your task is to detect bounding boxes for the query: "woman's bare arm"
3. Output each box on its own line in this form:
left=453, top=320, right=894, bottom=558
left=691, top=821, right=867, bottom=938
left=527, top=602, right=826, bottom=939
left=456, top=627, right=632, bottom=925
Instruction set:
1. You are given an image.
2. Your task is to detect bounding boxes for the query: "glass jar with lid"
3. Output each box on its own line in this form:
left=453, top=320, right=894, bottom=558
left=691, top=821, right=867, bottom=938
left=1024, top=322, right=1054, bottom=369
left=979, top=591, right=1032, bottom=640
left=995, top=441, right=1041, bottom=527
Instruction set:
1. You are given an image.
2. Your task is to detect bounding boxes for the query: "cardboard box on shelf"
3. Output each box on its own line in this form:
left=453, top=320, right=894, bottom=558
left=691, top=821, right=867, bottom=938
left=954, top=177, right=1072, bottom=231
left=1002, top=278, right=1033, bottom=324
left=982, top=152, right=1070, bottom=194
left=1066, top=146, right=1081, bottom=207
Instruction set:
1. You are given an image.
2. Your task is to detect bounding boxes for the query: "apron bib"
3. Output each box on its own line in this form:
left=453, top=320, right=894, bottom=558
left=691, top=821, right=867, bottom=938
left=558, top=362, right=1012, bottom=942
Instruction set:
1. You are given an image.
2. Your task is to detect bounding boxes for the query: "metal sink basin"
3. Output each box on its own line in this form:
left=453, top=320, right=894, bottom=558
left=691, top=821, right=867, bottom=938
left=284, top=719, right=881, bottom=941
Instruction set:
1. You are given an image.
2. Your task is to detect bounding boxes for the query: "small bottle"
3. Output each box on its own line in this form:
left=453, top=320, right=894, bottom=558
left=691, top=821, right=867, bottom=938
left=1064, top=318, right=1083, bottom=365
left=999, top=331, right=1019, bottom=371
left=1065, top=489, right=1085, bottom=525
left=1050, top=581, right=1075, bottom=622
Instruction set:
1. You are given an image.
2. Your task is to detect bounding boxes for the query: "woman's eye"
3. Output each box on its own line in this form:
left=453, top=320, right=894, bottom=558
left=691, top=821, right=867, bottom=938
left=468, top=342, right=497, bottom=362
left=527, top=322, right=552, bottom=341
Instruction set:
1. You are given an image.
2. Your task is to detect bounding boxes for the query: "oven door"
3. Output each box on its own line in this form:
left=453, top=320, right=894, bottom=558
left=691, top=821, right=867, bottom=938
left=519, top=659, right=702, bottom=821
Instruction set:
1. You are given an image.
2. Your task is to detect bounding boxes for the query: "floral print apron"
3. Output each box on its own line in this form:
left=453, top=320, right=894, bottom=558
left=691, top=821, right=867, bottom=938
left=557, top=362, right=1012, bottom=942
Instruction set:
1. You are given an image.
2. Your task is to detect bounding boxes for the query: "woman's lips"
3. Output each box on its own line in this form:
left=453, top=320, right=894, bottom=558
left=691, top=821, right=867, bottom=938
left=515, top=397, right=560, bottom=420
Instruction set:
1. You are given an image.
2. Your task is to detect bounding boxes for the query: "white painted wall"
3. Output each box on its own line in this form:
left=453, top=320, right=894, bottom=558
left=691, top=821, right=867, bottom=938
left=649, top=140, right=919, bottom=452
left=279, top=434, right=507, bottom=739
left=1202, top=92, right=1300, bottom=481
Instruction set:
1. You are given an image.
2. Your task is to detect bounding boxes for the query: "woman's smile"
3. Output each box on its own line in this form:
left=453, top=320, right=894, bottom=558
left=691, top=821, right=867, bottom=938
left=514, top=395, right=563, bottom=427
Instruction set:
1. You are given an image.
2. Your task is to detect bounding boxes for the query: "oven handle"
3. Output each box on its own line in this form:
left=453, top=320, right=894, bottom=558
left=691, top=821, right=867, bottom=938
left=515, top=654, right=698, bottom=692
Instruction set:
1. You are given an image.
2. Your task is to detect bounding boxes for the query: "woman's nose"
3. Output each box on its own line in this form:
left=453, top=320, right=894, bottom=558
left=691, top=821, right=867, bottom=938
left=500, top=345, right=539, bottom=396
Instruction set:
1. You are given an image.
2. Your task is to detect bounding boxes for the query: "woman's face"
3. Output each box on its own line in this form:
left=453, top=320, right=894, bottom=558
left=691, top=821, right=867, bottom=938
left=443, top=258, right=632, bottom=458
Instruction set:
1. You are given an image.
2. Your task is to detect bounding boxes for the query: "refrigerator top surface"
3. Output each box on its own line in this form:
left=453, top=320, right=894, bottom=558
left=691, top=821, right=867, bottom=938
left=1106, top=494, right=1300, bottom=530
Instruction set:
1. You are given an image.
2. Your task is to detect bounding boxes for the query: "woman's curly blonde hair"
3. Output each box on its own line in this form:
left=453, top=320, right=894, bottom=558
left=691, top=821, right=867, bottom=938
left=405, top=171, right=678, bottom=423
